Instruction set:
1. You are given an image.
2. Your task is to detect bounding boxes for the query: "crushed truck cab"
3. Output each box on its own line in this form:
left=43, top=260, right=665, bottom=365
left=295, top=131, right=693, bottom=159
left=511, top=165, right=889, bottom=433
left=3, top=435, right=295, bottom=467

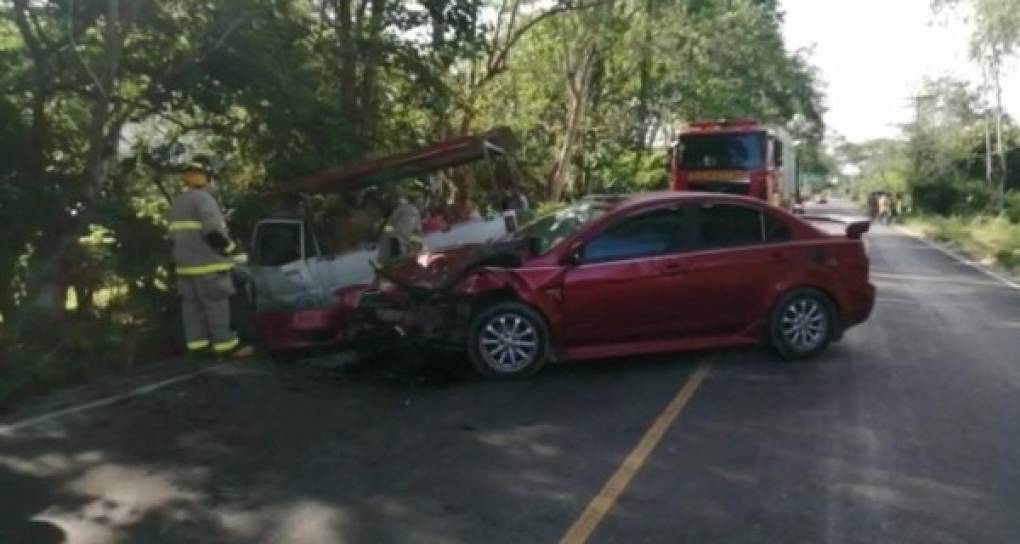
left=232, top=128, right=529, bottom=354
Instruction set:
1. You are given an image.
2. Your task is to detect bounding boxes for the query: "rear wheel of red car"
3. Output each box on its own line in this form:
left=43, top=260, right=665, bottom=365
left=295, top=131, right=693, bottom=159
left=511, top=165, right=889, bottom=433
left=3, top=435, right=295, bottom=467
left=468, top=302, right=550, bottom=378
left=769, top=289, right=836, bottom=360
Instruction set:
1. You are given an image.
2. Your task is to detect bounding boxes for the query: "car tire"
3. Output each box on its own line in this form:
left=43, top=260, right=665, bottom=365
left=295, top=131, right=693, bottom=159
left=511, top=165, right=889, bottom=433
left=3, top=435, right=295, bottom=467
left=467, top=301, right=550, bottom=378
left=769, top=288, right=836, bottom=361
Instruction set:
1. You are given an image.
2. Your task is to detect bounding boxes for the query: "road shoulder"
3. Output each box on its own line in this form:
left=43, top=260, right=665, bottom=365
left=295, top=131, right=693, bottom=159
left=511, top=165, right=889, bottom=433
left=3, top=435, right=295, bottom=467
left=893, top=224, right=1020, bottom=291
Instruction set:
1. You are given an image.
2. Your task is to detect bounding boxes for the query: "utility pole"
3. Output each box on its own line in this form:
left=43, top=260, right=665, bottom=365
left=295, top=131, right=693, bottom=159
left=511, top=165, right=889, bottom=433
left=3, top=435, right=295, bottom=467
left=985, top=109, right=993, bottom=188
left=991, top=50, right=1007, bottom=211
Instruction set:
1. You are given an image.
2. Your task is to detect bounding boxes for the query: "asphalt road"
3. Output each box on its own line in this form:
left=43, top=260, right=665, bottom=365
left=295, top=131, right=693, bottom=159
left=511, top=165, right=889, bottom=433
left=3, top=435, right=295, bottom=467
left=2, top=199, right=1019, bottom=544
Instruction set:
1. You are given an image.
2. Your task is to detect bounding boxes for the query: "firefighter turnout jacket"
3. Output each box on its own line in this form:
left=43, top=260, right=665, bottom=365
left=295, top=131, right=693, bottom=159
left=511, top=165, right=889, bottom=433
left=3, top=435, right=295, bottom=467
left=169, top=187, right=237, bottom=275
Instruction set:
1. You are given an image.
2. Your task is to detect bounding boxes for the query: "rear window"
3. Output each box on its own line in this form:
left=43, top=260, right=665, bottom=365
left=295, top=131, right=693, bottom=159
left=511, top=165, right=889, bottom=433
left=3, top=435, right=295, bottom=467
left=695, top=204, right=763, bottom=249
left=764, top=213, right=792, bottom=243
left=679, top=132, right=765, bottom=170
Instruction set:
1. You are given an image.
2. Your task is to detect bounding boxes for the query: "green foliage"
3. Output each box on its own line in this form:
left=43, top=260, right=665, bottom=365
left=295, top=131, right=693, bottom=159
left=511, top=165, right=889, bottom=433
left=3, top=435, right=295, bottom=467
left=915, top=213, right=1020, bottom=275
left=584, top=146, right=669, bottom=194
left=895, top=77, right=1007, bottom=215
left=534, top=200, right=568, bottom=217
left=1006, top=190, right=1020, bottom=223
left=910, top=176, right=990, bottom=215
left=477, top=0, right=823, bottom=199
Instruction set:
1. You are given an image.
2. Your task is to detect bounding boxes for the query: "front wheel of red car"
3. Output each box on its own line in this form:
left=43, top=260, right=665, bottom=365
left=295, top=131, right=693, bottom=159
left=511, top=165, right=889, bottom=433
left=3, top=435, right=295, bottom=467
left=468, top=302, right=550, bottom=378
left=769, top=289, right=836, bottom=361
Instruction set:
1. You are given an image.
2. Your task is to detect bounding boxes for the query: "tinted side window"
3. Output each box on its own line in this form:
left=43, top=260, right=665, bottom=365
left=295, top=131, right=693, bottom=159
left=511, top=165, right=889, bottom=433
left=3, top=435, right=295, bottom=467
left=763, top=212, right=792, bottom=243
left=696, top=204, right=764, bottom=249
left=582, top=210, right=683, bottom=263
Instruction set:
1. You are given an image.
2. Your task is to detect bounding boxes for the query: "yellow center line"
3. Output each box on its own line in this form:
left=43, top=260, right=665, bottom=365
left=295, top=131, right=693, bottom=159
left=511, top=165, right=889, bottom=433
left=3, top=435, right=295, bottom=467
left=560, top=362, right=712, bottom=544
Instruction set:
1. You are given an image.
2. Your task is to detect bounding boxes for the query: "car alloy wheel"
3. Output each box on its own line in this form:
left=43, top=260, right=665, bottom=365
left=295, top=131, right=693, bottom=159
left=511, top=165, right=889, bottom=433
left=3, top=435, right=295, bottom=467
left=780, top=298, right=827, bottom=352
left=770, top=288, right=836, bottom=360
left=468, top=301, right=550, bottom=378
left=479, top=314, right=539, bottom=372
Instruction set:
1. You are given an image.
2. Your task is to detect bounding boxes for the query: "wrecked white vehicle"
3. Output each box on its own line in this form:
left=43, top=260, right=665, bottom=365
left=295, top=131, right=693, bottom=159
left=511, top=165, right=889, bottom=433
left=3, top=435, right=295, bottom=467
left=231, top=128, right=529, bottom=354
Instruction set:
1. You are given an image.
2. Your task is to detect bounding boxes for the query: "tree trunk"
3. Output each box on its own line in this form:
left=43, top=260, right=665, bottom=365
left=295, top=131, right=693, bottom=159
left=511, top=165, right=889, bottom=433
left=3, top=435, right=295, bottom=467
left=357, top=0, right=387, bottom=143
left=336, top=0, right=358, bottom=127
left=548, top=43, right=597, bottom=201
left=634, top=0, right=654, bottom=151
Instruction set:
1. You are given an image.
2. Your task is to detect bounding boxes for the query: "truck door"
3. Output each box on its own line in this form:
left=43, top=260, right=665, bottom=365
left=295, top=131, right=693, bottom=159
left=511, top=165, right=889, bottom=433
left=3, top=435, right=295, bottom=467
left=247, top=220, right=328, bottom=310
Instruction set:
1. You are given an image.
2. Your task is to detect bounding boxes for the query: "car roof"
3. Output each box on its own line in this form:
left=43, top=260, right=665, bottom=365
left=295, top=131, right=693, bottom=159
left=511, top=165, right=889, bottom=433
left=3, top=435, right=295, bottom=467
left=608, top=191, right=770, bottom=213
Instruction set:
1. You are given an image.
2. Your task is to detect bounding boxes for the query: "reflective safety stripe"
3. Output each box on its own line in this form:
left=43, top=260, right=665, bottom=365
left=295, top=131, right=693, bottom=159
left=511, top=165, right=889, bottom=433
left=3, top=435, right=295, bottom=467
left=169, top=221, right=203, bottom=232
left=382, top=225, right=395, bottom=233
left=176, top=262, right=234, bottom=276
left=187, top=340, right=210, bottom=351
left=213, top=338, right=239, bottom=353
left=224, top=241, right=237, bottom=254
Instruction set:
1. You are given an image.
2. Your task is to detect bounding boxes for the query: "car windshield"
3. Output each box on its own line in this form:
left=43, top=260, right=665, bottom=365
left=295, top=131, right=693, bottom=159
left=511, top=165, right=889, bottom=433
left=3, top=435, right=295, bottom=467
left=679, top=132, right=765, bottom=170
left=511, top=201, right=610, bottom=254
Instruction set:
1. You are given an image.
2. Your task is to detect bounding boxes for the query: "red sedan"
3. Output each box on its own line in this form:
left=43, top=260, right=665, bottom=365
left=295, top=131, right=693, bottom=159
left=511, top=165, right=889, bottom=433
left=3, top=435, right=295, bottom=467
left=356, top=192, right=875, bottom=378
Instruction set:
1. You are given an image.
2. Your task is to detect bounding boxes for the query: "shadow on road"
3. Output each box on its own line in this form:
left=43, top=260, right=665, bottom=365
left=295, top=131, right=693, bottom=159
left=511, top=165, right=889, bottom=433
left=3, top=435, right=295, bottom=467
left=0, top=346, right=712, bottom=543
left=0, top=342, right=852, bottom=543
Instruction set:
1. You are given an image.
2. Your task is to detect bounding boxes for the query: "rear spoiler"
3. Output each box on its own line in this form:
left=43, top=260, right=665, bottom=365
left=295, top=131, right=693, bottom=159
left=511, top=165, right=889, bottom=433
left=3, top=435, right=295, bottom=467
left=800, top=214, right=872, bottom=240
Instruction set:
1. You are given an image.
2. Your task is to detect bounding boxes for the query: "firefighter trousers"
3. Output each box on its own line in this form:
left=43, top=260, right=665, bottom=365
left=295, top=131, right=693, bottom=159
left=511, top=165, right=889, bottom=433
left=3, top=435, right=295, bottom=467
left=178, top=272, right=238, bottom=354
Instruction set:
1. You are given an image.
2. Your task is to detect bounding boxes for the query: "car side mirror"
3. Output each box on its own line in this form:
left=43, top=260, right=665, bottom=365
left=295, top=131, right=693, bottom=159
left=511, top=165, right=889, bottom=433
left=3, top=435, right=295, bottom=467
left=565, top=246, right=584, bottom=266
left=524, top=236, right=543, bottom=256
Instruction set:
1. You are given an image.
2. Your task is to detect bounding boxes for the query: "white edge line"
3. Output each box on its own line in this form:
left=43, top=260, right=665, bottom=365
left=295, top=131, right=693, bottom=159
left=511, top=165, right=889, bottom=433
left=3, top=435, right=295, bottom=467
left=893, top=226, right=1020, bottom=291
left=0, top=366, right=219, bottom=436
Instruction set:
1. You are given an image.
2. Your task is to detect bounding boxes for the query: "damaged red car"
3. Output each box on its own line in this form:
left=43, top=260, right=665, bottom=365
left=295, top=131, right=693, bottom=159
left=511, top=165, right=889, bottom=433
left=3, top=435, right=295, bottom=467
left=353, top=192, right=875, bottom=378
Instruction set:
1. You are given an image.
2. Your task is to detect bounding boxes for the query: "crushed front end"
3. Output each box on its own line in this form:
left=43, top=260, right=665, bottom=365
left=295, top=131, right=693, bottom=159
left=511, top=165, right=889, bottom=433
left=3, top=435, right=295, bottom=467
left=345, top=241, right=531, bottom=348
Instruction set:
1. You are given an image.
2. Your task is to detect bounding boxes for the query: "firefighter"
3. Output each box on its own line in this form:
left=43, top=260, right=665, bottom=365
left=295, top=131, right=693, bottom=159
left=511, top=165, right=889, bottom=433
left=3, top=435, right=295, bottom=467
left=169, top=156, right=255, bottom=359
left=377, top=194, right=423, bottom=262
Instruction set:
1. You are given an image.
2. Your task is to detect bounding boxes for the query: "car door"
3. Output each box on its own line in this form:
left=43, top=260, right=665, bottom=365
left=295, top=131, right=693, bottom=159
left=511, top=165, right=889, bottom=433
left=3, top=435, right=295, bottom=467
left=560, top=208, right=688, bottom=347
left=672, top=202, right=793, bottom=337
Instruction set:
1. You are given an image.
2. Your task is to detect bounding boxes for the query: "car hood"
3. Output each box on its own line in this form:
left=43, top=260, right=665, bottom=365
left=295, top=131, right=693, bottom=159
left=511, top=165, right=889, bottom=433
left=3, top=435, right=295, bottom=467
left=378, top=240, right=526, bottom=294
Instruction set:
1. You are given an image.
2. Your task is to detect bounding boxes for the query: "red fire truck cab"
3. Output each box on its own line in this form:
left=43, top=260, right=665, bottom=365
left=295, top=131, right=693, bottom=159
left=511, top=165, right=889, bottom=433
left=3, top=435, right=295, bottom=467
left=669, top=119, right=801, bottom=211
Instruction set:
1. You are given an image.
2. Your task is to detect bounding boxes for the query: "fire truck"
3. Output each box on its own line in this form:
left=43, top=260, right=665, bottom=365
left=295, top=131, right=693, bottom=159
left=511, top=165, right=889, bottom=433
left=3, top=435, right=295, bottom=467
left=668, top=119, right=801, bottom=211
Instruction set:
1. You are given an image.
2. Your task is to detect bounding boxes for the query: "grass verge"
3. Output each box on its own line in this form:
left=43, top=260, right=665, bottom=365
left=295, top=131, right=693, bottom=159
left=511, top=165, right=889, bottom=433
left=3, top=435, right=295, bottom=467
left=904, top=214, right=1020, bottom=279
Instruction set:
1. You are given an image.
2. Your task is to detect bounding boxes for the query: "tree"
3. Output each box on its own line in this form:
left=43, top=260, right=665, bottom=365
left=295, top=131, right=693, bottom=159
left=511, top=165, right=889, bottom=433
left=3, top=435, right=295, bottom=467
left=476, top=0, right=824, bottom=200
left=1, top=0, right=268, bottom=328
left=903, top=77, right=995, bottom=214
left=933, top=0, right=1020, bottom=210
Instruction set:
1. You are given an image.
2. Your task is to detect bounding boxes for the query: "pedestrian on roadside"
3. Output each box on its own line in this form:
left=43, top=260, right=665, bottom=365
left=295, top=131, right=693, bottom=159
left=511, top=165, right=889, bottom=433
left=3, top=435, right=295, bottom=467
left=895, top=192, right=907, bottom=218
left=878, top=193, right=893, bottom=225
left=867, top=192, right=879, bottom=219
left=169, top=156, right=255, bottom=359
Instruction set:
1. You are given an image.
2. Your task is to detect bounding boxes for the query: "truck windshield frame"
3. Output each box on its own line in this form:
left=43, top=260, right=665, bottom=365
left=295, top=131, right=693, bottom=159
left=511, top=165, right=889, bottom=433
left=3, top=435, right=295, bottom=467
left=679, top=131, right=766, bottom=170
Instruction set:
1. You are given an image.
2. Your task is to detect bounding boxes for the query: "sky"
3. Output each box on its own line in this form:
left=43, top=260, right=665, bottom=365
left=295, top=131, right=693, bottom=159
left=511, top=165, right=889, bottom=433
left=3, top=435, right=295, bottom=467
left=780, top=0, right=1020, bottom=143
